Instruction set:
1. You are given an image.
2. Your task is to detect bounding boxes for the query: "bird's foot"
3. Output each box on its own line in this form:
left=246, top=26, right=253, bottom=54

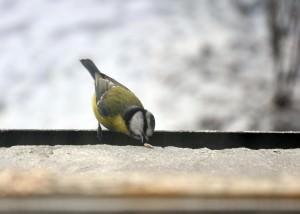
left=97, top=124, right=102, bottom=141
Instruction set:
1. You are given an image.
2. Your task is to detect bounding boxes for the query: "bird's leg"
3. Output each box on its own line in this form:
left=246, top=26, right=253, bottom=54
left=97, top=124, right=102, bottom=141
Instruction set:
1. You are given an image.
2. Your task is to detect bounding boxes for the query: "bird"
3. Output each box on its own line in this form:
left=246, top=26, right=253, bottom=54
left=80, top=59, right=155, bottom=148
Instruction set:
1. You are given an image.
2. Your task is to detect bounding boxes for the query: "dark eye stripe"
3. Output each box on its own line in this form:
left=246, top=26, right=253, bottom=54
left=143, top=111, right=147, bottom=134
left=150, top=114, right=155, bottom=129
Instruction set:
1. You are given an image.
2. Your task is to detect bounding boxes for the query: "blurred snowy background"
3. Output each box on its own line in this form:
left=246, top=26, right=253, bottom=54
left=0, top=0, right=300, bottom=131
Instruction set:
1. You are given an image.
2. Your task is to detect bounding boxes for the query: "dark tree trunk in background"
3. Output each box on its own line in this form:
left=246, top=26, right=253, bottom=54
left=267, top=0, right=300, bottom=108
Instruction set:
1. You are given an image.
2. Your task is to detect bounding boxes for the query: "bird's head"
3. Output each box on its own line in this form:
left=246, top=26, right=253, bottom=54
left=124, top=106, right=155, bottom=144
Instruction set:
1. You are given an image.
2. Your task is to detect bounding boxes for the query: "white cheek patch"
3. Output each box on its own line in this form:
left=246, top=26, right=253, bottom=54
left=146, top=127, right=153, bottom=138
left=129, top=111, right=144, bottom=136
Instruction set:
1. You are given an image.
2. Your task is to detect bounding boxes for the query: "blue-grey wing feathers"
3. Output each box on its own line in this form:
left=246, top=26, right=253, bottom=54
left=80, top=59, right=128, bottom=89
left=80, top=58, right=143, bottom=117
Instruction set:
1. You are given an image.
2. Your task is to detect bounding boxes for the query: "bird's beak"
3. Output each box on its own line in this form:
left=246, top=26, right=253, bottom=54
left=141, top=134, right=146, bottom=144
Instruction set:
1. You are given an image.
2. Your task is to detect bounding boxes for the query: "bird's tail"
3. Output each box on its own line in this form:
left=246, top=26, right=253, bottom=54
left=80, top=58, right=127, bottom=89
left=80, top=59, right=101, bottom=80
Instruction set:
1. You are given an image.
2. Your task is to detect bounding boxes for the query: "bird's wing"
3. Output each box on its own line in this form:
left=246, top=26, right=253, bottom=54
left=97, top=86, right=143, bottom=117
left=96, top=72, right=129, bottom=90
left=81, top=58, right=129, bottom=90
left=94, top=69, right=132, bottom=99
left=94, top=74, right=114, bottom=102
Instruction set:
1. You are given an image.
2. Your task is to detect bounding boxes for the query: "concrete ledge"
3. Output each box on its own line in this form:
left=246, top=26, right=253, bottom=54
left=0, top=170, right=299, bottom=213
left=0, top=129, right=300, bottom=149
left=0, top=130, right=300, bottom=213
left=0, top=170, right=299, bottom=197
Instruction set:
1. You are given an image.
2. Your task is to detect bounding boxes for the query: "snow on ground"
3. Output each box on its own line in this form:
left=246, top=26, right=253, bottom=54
left=0, top=0, right=299, bottom=131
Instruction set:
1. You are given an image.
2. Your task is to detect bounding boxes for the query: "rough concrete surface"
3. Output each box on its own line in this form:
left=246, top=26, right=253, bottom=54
left=0, top=145, right=299, bottom=197
left=0, top=145, right=299, bottom=178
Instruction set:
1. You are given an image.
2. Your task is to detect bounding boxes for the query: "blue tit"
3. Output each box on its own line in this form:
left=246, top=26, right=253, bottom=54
left=80, top=59, right=155, bottom=148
